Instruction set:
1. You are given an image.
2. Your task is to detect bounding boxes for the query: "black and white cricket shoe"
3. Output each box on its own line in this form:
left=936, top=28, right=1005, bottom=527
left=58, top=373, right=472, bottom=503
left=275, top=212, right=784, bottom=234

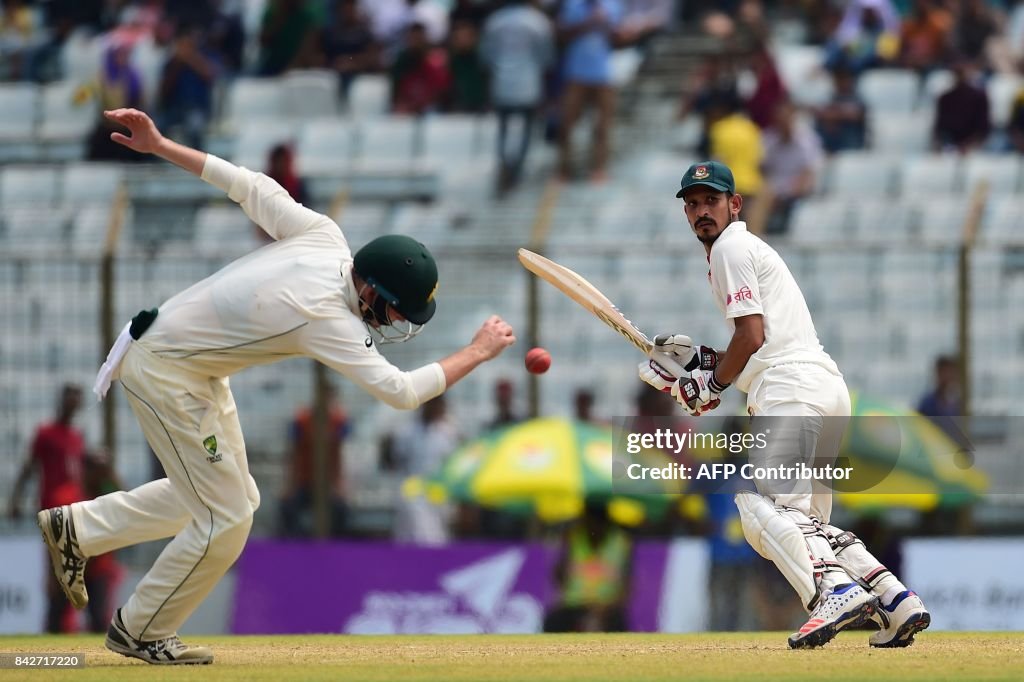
left=37, top=506, right=89, bottom=609
left=788, top=583, right=879, bottom=649
left=105, top=609, right=214, bottom=665
left=869, top=590, right=931, bottom=648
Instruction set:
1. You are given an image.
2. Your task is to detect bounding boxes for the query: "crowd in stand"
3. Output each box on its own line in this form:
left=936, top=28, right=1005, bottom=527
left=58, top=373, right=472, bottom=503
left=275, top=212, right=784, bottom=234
left=681, top=0, right=1024, bottom=233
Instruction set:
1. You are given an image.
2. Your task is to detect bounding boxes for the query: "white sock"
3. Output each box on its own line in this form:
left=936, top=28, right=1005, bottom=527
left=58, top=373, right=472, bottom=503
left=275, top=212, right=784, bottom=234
left=881, top=585, right=904, bottom=607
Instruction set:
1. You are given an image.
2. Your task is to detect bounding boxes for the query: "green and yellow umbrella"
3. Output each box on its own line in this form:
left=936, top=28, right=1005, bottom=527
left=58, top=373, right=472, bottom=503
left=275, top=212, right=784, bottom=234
left=834, top=393, right=988, bottom=512
left=410, top=417, right=679, bottom=526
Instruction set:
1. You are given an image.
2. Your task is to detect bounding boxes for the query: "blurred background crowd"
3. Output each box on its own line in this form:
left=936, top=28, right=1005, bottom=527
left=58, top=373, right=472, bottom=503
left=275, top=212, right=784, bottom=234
left=1, top=0, right=1021, bottom=636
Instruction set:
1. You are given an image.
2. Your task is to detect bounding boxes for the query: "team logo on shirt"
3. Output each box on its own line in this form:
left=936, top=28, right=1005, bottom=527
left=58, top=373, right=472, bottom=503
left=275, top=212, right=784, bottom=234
left=693, top=166, right=709, bottom=180
left=726, top=285, right=754, bottom=305
left=203, top=435, right=221, bottom=463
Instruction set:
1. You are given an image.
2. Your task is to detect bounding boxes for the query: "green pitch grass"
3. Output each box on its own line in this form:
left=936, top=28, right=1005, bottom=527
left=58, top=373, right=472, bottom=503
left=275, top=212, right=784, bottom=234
left=1, top=632, right=1022, bottom=681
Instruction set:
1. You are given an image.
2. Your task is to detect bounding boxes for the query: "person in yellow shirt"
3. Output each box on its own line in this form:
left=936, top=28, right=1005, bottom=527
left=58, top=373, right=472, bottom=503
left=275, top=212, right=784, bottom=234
left=543, top=499, right=633, bottom=632
left=707, top=94, right=764, bottom=227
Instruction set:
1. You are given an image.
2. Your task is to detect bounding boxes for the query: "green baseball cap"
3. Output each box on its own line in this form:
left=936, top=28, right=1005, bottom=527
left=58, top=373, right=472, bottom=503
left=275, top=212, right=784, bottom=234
left=675, top=161, right=736, bottom=198
left=354, top=235, right=438, bottom=325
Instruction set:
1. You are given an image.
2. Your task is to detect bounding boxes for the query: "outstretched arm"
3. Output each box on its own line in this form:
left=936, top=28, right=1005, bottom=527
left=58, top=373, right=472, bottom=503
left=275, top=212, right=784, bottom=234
left=105, top=108, right=331, bottom=241
left=104, top=108, right=207, bottom=176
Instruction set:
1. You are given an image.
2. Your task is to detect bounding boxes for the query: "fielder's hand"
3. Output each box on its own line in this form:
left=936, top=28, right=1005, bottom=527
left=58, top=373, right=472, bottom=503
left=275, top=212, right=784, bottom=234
left=105, top=108, right=165, bottom=155
left=472, top=315, right=516, bottom=360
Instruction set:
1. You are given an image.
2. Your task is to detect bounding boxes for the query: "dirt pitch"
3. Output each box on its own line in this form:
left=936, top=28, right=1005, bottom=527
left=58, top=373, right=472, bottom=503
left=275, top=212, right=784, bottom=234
left=1, top=632, right=1022, bottom=681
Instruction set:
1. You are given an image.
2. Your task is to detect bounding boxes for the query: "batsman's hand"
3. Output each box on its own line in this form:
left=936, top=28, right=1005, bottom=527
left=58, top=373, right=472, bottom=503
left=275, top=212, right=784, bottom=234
left=105, top=108, right=165, bottom=155
left=640, top=333, right=694, bottom=390
left=472, top=315, right=515, bottom=360
left=672, top=367, right=728, bottom=416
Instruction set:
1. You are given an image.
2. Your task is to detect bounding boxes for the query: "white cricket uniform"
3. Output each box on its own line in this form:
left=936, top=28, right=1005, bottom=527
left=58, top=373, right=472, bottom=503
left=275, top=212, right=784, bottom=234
left=71, top=155, right=446, bottom=641
left=709, top=221, right=848, bottom=519
left=711, top=222, right=906, bottom=605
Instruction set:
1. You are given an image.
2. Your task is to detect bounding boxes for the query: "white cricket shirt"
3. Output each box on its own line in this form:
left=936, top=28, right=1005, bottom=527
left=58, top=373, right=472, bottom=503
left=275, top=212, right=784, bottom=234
left=137, top=155, right=446, bottom=410
left=708, top=221, right=840, bottom=393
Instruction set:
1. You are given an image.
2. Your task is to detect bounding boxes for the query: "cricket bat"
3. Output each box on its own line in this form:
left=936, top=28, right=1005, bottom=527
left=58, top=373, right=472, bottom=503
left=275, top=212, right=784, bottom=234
left=518, top=249, right=690, bottom=377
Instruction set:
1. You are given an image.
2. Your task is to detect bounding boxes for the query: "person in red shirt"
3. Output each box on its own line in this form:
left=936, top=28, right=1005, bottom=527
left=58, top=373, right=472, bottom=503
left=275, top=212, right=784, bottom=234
left=278, top=385, right=350, bottom=537
left=390, top=22, right=451, bottom=115
left=9, top=384, right=86, bottom=633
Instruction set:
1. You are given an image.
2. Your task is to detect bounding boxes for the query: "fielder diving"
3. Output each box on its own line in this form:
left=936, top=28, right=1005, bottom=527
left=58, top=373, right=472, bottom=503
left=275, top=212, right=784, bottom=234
left=36, top=108, right=516, bottom=664
left=638, top=161, right=930, bottom=649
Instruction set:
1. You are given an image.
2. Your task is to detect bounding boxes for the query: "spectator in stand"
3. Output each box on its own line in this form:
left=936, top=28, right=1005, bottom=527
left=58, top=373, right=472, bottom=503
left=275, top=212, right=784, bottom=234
left=824, top=0, right=900, bottom=74
left=257, top=0, right=319, bottom=76
left=367, top=0, right=450, bottom=56
left=679, top=56, right=739, bottom=157
left=0, top=0, right=42, bottom=80
left=390, top=22, right=451, bottom=114
left=266, top=143, right=309, bottom=205
left=917, top=355, right=963, bottom=425
left=383, top=395, right=460, bottom=545
left=899, top=0, right=953, bottom=74
left=206, top=0, right=246, bottom=76
left=745, top=42, right=788, bottom=130
left=8, top=384, right=86, bottom=633
left=450, top=0, right=493, bottom=30
left=815, top=66, right=869, bottom=153
left=318, top=0, right=380, bottom=97
left=953, top=0, right=1000, bottom=70
left=557, top=0, right=625, bottom=182
left=574, top=387, right=598, bottom=424
left=85, top=42, right=148, bottom=162
left=481, top=0, right=555, bottom=195
left=707, top=92, right=763, bottom=220
left=157, top=23, right=220, bottom=149
left=445, top=19, right=489, bottom=112
left=932, top=58, right=991, bottom=153
left=761, top=99, right=824, bottom=235
left=489, top=377, right=522, bottom=428
left=279, top=385, right=350, bottom=537
left=544, top=499, right=633, bottom=633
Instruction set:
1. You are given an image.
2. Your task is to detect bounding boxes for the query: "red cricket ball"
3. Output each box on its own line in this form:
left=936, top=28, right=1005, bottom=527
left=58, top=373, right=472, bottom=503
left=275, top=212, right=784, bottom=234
left=525, top=347, right=551, bottom=374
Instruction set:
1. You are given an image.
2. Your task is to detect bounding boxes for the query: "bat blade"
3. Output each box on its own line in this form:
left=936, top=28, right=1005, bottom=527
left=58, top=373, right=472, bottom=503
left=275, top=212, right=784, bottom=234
left=518, top=248, right=653, bottom=354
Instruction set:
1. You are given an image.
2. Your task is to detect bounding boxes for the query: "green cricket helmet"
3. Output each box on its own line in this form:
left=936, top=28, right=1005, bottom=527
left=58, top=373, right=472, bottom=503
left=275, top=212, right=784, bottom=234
left=353, top=235, right=438, bottom=327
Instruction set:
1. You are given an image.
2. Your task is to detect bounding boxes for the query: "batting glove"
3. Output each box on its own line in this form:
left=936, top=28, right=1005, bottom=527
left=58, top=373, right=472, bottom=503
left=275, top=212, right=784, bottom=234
left=638, top=333, right=694, bottom=392
left=672, top=367, right=729, bottom=416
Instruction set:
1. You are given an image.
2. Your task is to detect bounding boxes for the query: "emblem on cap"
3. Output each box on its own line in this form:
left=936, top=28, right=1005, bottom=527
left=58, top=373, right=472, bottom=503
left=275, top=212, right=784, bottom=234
left=693, top=166, right=709, bottom=180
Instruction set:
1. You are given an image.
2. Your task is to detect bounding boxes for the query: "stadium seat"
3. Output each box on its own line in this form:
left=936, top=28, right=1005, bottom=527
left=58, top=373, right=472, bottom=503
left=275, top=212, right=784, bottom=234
left=0, top=165, right=60, bottom=205
left=851, top=200, right=917, bottom=244
left=193, top=205, right=256, bottom=252
left=37, top=81, right=96, bottom=143
left=987, top=73, right=1022, bottom=129
left=347, top=75, right=389, bottom=118
left=231, top=119, right=297, bottom=170
left=283, top=70, right=340, bottom=120
left=296, top=118, right=355, bottom=175
left=920, top=69, right=954, bottom=110
left=420, top=115, right=483, bottom=164
left=787, top=198, right=854, bottom=244
left=3, top=206, right=69, bottom=250
left=0, top=84, right=37, bottom=141
left=858, top=69, right=920, bottom=114
left=827, top=151, right=899, bottom=196
left=70, top=204, right=120, bottom=255
left=914, top=196, right=971, bottom=245
left=224, top=77, right=286, bottom=129
left=870, top=112, right=931, bottom=154
left=353, top=116, right=418, bottom=166
left=983, top=197, right=1024, bottom=245
left=62, top=162, right=124, bottom=205
left=900, top=155, right=957, bottom=195
left=964, top=153, right=1020, bottom=195
left=774, top=45, right=831, bottom=106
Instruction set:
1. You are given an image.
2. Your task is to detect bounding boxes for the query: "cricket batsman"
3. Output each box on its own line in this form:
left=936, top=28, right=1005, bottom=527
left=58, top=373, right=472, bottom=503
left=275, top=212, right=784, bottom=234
left=36, top=108, right=516, bottom=664
left=638, top=161, right=930, bottom=648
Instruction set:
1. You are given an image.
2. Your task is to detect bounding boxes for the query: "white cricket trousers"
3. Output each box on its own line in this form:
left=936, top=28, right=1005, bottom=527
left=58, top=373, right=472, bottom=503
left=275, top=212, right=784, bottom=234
left=70, top=343, right=260, bottom=641
left=745, top=364, right=904, bottom=600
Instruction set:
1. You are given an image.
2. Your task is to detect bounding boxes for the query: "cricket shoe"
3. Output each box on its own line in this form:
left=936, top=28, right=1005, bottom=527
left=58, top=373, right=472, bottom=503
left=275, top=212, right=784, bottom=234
left=788, top=583, right=879, bottom=649
left=869, top=591, right=930, bottom=648
left=37, top=506, right=88, bottom=609
left=105, top=609, right=214, bottom=665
